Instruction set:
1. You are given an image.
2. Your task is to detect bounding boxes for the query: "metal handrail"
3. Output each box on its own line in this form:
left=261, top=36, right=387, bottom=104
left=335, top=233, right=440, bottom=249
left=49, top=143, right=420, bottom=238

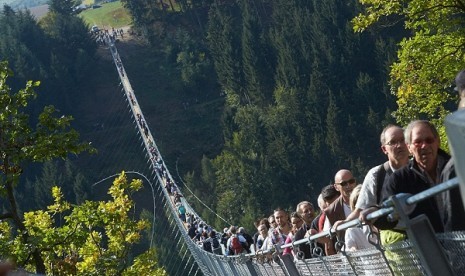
left=264, top=177, right=459, bottom=252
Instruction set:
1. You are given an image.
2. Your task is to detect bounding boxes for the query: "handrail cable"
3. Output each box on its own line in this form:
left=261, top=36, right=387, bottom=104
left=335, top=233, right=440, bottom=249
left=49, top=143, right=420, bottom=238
left=91, top=171, right=158, bottom=248
left=274, top=176, right=459, bottom=252
left=174, top=158, right=232, bottom=226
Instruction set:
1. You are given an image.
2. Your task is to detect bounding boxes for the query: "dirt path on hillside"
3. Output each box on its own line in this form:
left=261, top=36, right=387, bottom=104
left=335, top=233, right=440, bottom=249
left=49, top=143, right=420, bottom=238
left=97, top=25, right=147, bottom=61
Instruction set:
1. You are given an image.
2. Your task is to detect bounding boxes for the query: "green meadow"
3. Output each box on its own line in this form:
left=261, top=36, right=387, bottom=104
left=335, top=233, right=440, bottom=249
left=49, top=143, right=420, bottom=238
left=79, top=1, right=132, bottom=29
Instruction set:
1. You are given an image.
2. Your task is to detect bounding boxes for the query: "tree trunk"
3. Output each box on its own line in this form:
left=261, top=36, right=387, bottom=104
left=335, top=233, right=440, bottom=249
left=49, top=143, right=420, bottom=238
left=167, top=0, right=175, bottom=12
left=5, top=170, right=46, bottom=274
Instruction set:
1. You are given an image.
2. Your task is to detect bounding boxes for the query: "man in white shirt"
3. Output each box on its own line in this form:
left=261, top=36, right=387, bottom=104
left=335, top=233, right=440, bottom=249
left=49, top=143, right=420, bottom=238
left=332, top=125, right=409, bottom=234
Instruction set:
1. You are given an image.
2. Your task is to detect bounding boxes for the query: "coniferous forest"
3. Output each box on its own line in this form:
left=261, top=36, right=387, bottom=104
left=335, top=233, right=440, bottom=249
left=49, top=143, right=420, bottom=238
left=119, top=0, right=408, bottom=229
left=0, top=0, right=410, bottom=233
left=4, top=0, right=464, bottom=262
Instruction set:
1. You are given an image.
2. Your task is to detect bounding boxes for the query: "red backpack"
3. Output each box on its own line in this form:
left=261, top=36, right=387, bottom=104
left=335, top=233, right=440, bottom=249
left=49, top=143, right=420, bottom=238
left=231, top=235, right=243, bottom=255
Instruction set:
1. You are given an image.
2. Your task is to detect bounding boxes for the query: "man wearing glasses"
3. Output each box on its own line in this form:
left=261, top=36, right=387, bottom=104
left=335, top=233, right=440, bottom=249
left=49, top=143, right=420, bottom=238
left=357, top=125, right=409, bottom=212
left=322, top=169, right=357, bottom=255
left=380, top=120, right=450, bottom=235
left=332, top=125, right=409, bottom=245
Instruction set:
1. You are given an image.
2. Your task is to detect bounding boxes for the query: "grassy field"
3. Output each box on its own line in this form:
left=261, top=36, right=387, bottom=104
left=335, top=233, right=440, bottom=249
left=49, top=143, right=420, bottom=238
left=79, top=1, right=132, bottom=29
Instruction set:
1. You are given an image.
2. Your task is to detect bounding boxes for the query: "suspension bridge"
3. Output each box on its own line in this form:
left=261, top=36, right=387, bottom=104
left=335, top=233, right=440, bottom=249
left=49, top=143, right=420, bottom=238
left=91, top=37, right=465, bottom=276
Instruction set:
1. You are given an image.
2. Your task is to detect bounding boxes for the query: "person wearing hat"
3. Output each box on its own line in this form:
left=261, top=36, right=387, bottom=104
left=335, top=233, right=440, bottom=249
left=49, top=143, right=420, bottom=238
left=220, top=227, right=229, bottom=250
left=238, top=227, right=254, bottom=253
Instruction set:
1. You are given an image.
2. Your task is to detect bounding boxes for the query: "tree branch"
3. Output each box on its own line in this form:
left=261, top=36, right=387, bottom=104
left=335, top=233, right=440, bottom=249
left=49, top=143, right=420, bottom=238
left=0, top=212, right=12, bottom=220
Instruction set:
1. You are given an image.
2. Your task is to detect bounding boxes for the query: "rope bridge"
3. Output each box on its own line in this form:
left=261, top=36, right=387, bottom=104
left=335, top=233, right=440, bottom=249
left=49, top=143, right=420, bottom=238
left=105, top=38, right=465, bottom=276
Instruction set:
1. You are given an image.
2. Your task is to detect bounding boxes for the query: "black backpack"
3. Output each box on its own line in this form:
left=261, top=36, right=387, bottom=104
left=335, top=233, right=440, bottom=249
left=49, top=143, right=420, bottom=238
left=375, top=161, right=393, bottom=205
left=212, top=237, right=220, bottom=249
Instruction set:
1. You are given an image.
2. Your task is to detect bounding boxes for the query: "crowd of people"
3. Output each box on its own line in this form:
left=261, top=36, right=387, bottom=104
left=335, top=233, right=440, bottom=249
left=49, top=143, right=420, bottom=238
left=236, top=69, right=465, bottom=260
left=116, top=36, right=465, bottom=264
left=111, top=45, right=199, bottom=251
left=146, top=69, right=465, bottom=261
left=93, top=27, right=125, bottom=46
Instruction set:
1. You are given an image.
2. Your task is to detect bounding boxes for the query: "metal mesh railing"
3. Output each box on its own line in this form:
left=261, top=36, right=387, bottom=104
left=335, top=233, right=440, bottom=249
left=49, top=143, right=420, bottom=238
left=344, top=247, right=392, bottom=275
left=437, top=231, right=465, bottom=275
left=108, top=37, right=465, bottom=276
left=184, top=230, right=465, bottom=276
left=252, top=260, right=288, bottom=276
left=381, top=240, right=425, bottom=275
left=296, top=254, right=355, bottom=276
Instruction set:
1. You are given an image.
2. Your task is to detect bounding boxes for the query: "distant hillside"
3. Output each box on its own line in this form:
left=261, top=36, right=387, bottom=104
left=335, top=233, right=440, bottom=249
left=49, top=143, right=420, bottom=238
left=3, top=0, right=47, bottom=9
left=28, top=4, right=48, bottom=20
left=0, top=0, right=15, bottom=6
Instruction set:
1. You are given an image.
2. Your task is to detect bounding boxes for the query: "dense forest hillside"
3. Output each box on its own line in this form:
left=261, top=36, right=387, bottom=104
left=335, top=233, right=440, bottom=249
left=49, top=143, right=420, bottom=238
left=0, top=0, right=406, bottom=232
left=118, top=0, right=409, bottom=229
left=3, top=0, right=409, bottom=232
left=2, top=0, right=47, bottom=9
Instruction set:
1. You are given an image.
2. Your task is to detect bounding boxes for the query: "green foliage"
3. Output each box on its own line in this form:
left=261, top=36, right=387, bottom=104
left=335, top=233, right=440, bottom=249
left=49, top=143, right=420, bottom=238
left=0, top=61, right=95, bottom=273
left=0, top=61, right=93, bottom=167
left=0, top=4, right=97, bottom=112
left=119, top=0, right=161, bottom=27
left=22, top=159, right=89, bottom=211
left=123, top=248, right=167, bottom=276
left=48, top=0, right=77, bottom=15
left=2, top=172, right=166, bottom=275
left=0, top=7, right=49, bottom=85
left=39, top=11, right=97, bottom=88
left=79, top=1, right=132, bottom=28
left=173, top=30, right=213, bottom=90
left=239, top=0, right=273, bottom=106
left=353, top=0, right=465, bottom=146
left=207, top=3, right=244, bottom=101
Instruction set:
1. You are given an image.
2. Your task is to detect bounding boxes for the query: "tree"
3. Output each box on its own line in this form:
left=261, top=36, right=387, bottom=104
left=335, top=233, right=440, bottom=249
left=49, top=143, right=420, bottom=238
left=0, top=172, right=167, bottom=275
left=23, top=159, right=89, bottom=211
left=352, top=0, right=465, bottom=136
left=239, top=0, right=272, bottom=106
left=0, top=63, right=166, bottom=274
left=0, top=61, right=94, bottom=273
left=39, top=10, right=97, bottom=89
left=0, top=6, right=50, bottom=87
left=48, top=0, right=77, bottom=15
left=207, top=3, right=244, bottom=101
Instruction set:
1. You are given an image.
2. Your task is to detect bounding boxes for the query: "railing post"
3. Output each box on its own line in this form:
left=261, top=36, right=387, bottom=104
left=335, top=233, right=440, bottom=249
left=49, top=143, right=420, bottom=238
left=279, top=254, right=301, bottom=276
left=216, top=258, right=230, bottom=275
left=226, top=258, right=241, bottom=276
left=244, top=258, right=259, bottom=276
left=391, top=195, right=455, bottom=276
left=445, top=109, right=465, bottom=209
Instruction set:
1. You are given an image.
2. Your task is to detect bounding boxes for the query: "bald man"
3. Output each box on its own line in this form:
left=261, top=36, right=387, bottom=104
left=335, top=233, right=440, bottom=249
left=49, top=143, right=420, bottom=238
left=322, top=169, right=357, bottom=255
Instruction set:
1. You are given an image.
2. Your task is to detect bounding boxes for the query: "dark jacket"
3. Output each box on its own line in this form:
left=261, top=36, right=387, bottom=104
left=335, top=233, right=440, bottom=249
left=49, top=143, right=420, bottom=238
left=324, top=196, right=348, bottom=241
left=379, top=150, right=450, bottom=233
left=324, top=195, right=346, bottom=255
left=293, top=222, right=312, bottom=258
left=292, top=220, right=326, bottom=259
left=440, top=159, right=465, bottom=231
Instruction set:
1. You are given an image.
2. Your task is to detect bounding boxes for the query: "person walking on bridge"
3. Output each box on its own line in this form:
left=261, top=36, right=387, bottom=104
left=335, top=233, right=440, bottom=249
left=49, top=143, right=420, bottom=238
left=293, top=201, right=316, bottom=258
left=333, top=125, right=409, bottom=245
left=379, top=120, right=450, bottom=237
left=269, top=208, right=291, bottom=246
left=440, top=69, right=465, bottom=231
left=323, top=169, right=357, bottom=255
